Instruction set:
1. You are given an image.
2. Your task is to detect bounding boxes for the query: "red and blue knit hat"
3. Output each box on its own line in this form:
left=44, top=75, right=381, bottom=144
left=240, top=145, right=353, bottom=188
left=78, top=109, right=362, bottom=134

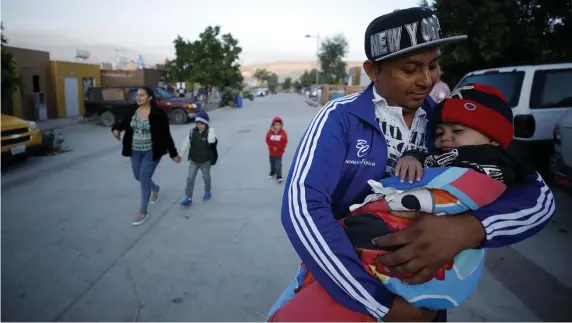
left=431, top=83, right=514, bottom=149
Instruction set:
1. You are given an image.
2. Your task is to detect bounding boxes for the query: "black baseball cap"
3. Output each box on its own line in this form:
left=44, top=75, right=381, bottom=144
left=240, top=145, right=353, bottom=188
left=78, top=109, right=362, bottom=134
left=365, top=7, right=467, bottom=62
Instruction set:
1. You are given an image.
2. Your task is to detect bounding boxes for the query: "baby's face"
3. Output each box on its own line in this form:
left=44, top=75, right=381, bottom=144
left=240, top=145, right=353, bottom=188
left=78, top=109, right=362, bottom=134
left=434, top=123, right=497, bottom=151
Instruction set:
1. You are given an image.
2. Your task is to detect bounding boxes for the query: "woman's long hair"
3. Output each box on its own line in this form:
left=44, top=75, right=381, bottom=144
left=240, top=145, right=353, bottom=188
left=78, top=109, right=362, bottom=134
left=139, top=87, right=159, bottom=109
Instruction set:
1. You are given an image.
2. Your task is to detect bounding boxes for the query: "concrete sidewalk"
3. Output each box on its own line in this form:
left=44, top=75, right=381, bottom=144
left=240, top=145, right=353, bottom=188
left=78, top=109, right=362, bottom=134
left=1, top=93, right=571, bottom=321
left=37, top=116, right=95, bottom=131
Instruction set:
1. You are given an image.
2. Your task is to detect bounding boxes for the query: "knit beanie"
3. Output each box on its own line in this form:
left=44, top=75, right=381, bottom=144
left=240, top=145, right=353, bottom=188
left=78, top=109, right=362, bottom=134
left=431, top=83, right=513, bottom=149
left=195, top=112, right=210, bottom=126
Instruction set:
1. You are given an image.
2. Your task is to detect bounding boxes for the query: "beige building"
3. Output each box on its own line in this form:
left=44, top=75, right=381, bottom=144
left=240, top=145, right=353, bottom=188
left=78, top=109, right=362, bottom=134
left=1, top=46, right=51, bottom=120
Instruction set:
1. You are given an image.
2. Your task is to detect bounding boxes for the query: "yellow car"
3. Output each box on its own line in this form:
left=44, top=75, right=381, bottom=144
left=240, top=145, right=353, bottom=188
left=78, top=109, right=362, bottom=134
left=1, top=114, right=43, bottom=160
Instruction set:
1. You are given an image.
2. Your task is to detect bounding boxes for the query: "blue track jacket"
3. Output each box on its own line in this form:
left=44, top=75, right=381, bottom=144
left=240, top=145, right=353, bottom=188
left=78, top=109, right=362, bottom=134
left=281, top=83, right=555, bottom=319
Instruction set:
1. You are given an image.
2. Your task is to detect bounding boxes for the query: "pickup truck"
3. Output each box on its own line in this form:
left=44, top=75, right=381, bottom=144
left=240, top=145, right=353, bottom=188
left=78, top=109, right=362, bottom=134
left=1, top=113, right=42, bottom=161
left=84, top=86, right=203, bottom=127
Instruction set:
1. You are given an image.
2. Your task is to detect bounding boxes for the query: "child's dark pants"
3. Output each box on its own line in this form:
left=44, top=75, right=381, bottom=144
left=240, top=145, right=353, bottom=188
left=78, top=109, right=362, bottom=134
left=269, top=155, right=283, bottom=178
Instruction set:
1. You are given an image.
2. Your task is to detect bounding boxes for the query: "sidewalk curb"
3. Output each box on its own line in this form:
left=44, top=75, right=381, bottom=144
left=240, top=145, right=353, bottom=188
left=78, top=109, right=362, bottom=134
left=39, top=117, right=97, bottom=132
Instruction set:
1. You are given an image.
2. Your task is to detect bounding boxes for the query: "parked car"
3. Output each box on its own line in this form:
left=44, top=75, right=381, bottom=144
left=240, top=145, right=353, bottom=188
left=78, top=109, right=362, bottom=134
left=550, top=109, right=572, bottom=189
left=251, top=87, right=269, bottom=97
left=84, top=86, right=203, bottom=127
left=454, top=63, right=572, bottom=176
left=1, top=114, right=42, bottom=161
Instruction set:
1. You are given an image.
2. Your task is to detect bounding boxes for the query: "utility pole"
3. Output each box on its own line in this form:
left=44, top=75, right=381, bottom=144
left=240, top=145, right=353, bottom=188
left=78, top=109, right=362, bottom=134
left=305, top=33, right=321, bottom=103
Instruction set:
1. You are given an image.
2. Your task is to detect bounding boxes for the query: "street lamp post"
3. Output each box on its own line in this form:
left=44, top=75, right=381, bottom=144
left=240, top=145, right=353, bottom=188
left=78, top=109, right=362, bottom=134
left=305, top=33, right=320, bottom=103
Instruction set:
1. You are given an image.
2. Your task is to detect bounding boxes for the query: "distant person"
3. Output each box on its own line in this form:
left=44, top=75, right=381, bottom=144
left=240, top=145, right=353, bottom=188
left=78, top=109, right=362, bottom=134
left=112, top=87, right=181, bottom=226
left=179, top=112, right=218, bottom=207
left=266, top=117, right=288, bottom=183
left=429, top=66, right=451, bottom=103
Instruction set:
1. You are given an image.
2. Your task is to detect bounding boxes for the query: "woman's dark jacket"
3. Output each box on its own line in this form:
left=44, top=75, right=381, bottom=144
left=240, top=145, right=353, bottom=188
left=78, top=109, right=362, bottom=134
left=111, top=105, right=178, bottom=161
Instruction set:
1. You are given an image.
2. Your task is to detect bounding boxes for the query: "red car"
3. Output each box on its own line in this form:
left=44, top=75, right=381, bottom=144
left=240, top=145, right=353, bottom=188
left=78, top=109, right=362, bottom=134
left=84, top=86, right=203, bottom=127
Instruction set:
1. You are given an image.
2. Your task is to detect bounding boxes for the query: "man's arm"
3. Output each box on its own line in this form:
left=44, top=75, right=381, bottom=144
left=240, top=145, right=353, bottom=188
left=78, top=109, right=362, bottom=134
left=474, top=172, right=555, bottom=248
left=373, top=175, right=554, bottom=285
left=281, top=102, right=393, bottom=319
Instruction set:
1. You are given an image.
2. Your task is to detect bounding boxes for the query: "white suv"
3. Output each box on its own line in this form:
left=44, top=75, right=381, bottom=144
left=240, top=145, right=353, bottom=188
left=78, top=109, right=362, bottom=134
left=455, top=63, right=572, bottom=175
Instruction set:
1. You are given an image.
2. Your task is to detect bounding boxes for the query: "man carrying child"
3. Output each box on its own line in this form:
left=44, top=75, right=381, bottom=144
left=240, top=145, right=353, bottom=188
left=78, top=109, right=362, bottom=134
left=269, top=7, right=555, bottom=322
left=269, top=83, right=531, bottom=321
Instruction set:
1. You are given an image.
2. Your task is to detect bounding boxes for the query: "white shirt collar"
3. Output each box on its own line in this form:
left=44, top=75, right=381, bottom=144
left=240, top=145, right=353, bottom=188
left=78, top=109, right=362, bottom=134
left=372, top=86, right=427, bottom=118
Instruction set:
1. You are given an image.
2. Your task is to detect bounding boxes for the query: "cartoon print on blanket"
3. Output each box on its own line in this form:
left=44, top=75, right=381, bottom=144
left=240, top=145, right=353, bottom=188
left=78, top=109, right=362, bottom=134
left=345, top=167, right=506, bottom=310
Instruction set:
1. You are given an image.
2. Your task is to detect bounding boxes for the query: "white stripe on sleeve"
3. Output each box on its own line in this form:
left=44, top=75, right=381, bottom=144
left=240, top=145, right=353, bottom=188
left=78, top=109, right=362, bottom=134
left=286, top=93, right=389, bottom=318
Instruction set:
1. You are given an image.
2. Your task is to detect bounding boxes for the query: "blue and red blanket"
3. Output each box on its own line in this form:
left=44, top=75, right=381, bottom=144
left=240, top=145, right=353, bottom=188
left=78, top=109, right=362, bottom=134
left=268, top=167, right=507, bottom=322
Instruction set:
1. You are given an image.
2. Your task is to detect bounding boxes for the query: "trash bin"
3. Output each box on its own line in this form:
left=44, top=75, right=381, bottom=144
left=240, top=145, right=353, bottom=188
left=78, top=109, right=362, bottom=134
left=235, top=95, right=243, bottom=108
left=330, top=92, right=344, bottom=101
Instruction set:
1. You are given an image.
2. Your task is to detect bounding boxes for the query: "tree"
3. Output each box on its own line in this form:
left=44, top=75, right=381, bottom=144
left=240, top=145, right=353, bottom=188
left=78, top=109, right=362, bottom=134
left=318, top=34, right=349, bottom=84
left=434, top=0, right=572, bottom=85
left=418, top=0, right=429, bottom=8
left=281, top=77, right=292, bottom=91
left=1, top=22, right=19, bottom=95
left=167, top=35, right=194, bottom=83
left=168, top=26, right=243, bottom=90
left=254, top=68, right=269, bottom=85
left=299, top=68, right=325, bottom=87
left=293, top=80, right=302, bottom=92
left=265, top=72, right=279, bottom=93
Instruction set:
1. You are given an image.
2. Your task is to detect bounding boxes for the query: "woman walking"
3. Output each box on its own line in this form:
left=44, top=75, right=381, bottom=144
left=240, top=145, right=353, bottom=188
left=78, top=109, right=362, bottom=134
left=112, top=87, right=181, bottom=226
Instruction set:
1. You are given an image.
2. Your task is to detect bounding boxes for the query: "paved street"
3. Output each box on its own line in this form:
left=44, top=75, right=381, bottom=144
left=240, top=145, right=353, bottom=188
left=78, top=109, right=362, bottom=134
left=2, top=94, right=572, bottom=322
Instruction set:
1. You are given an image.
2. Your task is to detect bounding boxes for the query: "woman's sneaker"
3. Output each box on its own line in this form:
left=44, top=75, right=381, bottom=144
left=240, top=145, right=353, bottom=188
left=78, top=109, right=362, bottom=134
left=132, top=212, right=150, bottom=226
left=203, top=192, right=212, bottom=201
left=180, top=198, right=192, bottom=207
left=268, top=173, right=275, bottom=179
left=150, top=187, right=160, bottom=204
left=277, top=177, right=284, bottom=184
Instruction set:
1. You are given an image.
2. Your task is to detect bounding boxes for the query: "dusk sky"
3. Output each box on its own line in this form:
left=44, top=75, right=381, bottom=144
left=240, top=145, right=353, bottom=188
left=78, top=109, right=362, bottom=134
left=2, top=0, right=420, bottom=65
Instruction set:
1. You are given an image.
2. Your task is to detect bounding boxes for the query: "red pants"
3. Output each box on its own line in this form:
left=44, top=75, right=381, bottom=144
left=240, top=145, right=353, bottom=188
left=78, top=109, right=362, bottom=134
left=268, top=270, right=376, bottom=322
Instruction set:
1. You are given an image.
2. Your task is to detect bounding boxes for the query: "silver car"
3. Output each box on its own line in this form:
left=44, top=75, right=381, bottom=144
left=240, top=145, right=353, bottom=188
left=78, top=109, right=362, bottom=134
left=550, top=109, right=572, bottom=188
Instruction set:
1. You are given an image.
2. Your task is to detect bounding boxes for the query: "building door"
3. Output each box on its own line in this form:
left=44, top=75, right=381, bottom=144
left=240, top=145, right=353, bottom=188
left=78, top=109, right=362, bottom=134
left=64, top=77, right=80, bottom=117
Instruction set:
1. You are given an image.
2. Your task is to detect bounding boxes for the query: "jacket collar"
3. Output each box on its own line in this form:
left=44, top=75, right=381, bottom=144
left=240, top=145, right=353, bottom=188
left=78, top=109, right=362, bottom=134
left=347, top=83, right=380, bottom=130
left=348, top=82, right=436, bottom=129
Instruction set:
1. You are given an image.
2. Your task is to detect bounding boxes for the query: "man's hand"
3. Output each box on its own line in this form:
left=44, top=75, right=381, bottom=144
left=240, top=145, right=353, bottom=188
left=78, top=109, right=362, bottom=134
left=383, top=296, right=437, bottom=322
left=373, top=212, right=485, bottom=284
left=172, top=155, right=181, bottom=164
left=112, top=130, right=121, bottom=142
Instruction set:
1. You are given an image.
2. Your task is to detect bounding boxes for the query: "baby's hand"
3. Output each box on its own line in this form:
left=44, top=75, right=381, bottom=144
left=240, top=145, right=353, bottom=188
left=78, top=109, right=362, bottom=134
left=394, top=156, right=423, bottom=183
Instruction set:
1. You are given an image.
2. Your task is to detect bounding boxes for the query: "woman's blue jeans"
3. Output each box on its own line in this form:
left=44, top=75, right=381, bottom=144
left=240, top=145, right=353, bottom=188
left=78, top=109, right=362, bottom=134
left=130, top=150, right=160, bottom=213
